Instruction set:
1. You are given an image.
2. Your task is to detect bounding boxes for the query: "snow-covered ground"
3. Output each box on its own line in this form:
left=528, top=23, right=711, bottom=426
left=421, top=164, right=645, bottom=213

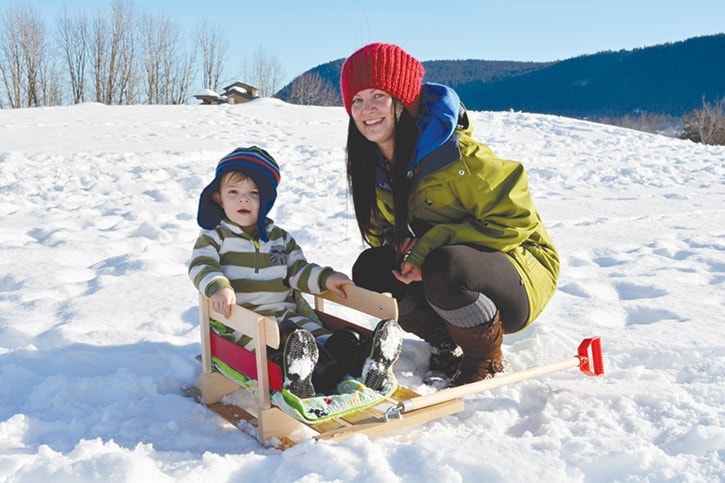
left=0, top=99, right=722, bottom=482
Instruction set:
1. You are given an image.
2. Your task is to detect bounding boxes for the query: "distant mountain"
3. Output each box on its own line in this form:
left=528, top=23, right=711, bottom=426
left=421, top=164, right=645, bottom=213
left=275, top=34, right=725, bottom=118
left=274, top=58, right=553, bottom=108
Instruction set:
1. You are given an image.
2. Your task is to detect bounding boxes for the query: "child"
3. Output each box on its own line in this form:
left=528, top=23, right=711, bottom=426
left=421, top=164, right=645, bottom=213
left=188, top=146, right=402, bottom=398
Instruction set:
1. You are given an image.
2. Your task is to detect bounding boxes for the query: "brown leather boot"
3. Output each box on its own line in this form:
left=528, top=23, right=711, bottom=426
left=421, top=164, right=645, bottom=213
left=445, top=311, right=505, bottom=386
left=398, top=304, right=462, bottom=378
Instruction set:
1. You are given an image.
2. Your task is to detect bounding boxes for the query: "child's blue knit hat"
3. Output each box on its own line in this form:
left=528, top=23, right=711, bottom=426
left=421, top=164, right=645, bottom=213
left=197, top=146, right=281, bottom=241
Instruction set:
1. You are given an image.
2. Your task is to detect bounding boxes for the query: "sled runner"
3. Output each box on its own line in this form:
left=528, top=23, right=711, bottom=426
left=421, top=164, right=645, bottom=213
left=183, top=285, right=465, bottom=448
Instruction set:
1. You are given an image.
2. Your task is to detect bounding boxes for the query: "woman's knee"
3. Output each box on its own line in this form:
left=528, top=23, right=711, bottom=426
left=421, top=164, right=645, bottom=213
left=352, top=246, right=406, bottom=297
left=421, top=246, right=530, bottom=330
left=421, top=246, right=471, bottom=291
left=421, top=247, right=473, bottom=308
left=352, top=247, right=391, bottom=285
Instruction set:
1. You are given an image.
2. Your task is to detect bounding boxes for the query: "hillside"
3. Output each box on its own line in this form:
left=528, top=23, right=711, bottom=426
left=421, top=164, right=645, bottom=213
left=276, top=34, right=725, bottom=117
left=458, top=34, right=725, bottom=116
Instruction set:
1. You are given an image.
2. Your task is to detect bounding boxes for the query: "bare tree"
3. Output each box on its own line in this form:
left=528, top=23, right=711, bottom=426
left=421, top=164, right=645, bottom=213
left=88, top=8, right=109, bottom=103
left=197, top=17, right=228, bottom=92
left=141, top=12, right=164, bottom=104
left=142, top=12, right=196, bottom=104
left=89, top=0, right=137, bottom=105
left=681, top=97, right=725, bottom=145
left=242, top=45, right=284, bottom=98
left=167, top=39, right=197, bottom=104
left=111, top=0, right=138, bottom=105
left=0, top=4, right=54, bottom=107
left=57, top=8, right=89, bottom=104
left=18, top=6, right=44, bottom=106
left=286, top=72, right=339, bottom=106
left=0, top=5, right=25, bottom=107
left=37, top=49, right=62, bottom=106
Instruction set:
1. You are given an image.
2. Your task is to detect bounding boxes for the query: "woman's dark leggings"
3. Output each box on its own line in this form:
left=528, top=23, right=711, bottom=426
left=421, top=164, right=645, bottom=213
left=352, top=245, right=530, bottom=333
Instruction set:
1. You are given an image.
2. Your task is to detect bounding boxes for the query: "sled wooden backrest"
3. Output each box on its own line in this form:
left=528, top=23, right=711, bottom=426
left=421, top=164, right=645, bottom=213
left=194, top=284, right=399, bottom=444
left=313, top=284, right=398, bottom=320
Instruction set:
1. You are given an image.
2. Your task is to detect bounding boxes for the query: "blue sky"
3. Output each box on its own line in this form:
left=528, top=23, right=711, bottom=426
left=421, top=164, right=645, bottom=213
left=34, top=0, right=725, bottom=86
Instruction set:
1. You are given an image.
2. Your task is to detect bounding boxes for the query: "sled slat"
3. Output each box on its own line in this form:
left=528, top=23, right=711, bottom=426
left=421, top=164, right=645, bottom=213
left=315, top=398, right=465, bottom=443
left=390, top=385, right=421, bottom=401
left=315, top=284, right=398, bottom=321
left=338, top=408, right=382, bottom=425
left=310, top=418, right=352, bottom=433
left=204, top=295, right=280, bottom=350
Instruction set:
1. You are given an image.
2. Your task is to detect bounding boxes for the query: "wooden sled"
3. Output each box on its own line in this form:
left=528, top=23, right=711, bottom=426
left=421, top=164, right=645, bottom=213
left=184, top=285, right=465, bottom=448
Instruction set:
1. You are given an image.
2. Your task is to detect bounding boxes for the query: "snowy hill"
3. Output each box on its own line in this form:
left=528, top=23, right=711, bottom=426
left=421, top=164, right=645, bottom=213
left=0, top=99, right=723, bottom=482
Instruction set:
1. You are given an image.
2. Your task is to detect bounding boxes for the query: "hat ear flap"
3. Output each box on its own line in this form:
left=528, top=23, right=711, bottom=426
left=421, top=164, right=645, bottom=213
left=197, top=181, right=226, bottom=229
left=254, top=177, right=277, bottom=240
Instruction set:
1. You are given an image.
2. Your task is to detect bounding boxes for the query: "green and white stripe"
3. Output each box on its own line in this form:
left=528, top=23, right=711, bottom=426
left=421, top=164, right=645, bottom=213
left=189, top=218, right=333, bottom=339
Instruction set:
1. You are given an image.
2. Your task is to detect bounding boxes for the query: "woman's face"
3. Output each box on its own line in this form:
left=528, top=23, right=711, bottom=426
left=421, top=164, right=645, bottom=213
left=350, top=89, right=396, bottom=157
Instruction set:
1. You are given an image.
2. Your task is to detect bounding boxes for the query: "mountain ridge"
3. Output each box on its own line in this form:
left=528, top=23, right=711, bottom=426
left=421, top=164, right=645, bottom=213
left=275, top=34, right=725, bottom=118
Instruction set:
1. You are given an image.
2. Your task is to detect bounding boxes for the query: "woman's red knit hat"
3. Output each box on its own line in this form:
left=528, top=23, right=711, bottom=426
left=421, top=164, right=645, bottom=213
left=340, top=42, right=424, bottom=114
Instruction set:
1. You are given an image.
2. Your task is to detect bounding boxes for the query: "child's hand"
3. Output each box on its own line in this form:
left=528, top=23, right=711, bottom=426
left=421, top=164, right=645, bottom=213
left=325, top=272, right=353, bottom=298
left=210, top=287, right=236, bottom=318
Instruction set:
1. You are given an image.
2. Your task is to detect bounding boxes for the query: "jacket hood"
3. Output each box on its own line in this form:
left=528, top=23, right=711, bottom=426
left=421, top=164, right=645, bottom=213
left=410, top=83, right=461, bottom=174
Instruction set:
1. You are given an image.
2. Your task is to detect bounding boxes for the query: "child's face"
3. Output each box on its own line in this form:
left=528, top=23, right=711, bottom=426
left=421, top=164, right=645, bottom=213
left=216, top=176, right=260, bottom=233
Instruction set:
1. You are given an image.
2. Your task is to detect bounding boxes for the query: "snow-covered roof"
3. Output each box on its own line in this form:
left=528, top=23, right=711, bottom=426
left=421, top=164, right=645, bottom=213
left=194, top=88, right=220, bottom=98
left=227, top=86, right=248, bottom=95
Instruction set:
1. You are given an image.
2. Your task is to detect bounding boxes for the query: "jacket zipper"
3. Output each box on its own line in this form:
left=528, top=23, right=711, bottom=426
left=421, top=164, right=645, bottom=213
left=253, top=239, right=260, bottom=273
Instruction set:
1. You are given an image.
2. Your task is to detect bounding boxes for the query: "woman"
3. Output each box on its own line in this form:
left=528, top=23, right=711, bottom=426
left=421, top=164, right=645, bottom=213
left=340, top=43, right=559, bottom=386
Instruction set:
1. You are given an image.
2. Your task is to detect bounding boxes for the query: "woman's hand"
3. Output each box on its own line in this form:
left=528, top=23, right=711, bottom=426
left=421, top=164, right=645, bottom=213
left=397, top=237, right=417, bottom=256
left=393, top=261, right=422, bottom=284
left=210, top=287, right=236, bottom=318
left=393, top=237, right=422, bottom=284
left=325, top=272, right=354, bottom=298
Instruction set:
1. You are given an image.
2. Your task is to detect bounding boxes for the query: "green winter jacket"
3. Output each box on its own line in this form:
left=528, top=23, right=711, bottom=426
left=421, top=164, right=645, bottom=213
left=369, top=83, right=559, bottom=328
left=188, top=218, right=334, bottom=339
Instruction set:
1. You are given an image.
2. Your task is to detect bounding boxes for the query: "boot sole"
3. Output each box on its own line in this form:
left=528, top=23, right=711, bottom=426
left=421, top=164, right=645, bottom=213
left=363, top=319, right=402, bottom=391
left=283, top=329, right=318, bottom=399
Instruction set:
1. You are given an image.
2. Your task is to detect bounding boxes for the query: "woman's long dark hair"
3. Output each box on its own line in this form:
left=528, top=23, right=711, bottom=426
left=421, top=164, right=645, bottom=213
left=346, top=98, right=420, bottom=250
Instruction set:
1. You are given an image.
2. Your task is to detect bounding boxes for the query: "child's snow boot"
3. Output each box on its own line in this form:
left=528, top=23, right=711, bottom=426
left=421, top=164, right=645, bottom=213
left=282, top=327, right=319, bottom=399
left=361, top=319, right=403, bottom=391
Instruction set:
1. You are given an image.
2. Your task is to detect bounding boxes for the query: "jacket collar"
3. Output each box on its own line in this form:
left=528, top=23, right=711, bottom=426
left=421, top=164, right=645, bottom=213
left=410, top=83, right=461, bottom=174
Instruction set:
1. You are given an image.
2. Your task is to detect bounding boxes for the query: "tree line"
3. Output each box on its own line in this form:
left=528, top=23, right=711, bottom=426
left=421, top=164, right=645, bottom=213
left=594, top=97, right=725, bottom=146
left=0, top=0, right=287, bottom=108
left=679, top=97, right=725, bottom=145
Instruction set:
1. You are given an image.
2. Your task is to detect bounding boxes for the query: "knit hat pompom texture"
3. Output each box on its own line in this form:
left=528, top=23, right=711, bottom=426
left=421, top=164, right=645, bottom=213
left=340, top=42, right=424, bottom=114
left=197, top=146, right=280, bottom=241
